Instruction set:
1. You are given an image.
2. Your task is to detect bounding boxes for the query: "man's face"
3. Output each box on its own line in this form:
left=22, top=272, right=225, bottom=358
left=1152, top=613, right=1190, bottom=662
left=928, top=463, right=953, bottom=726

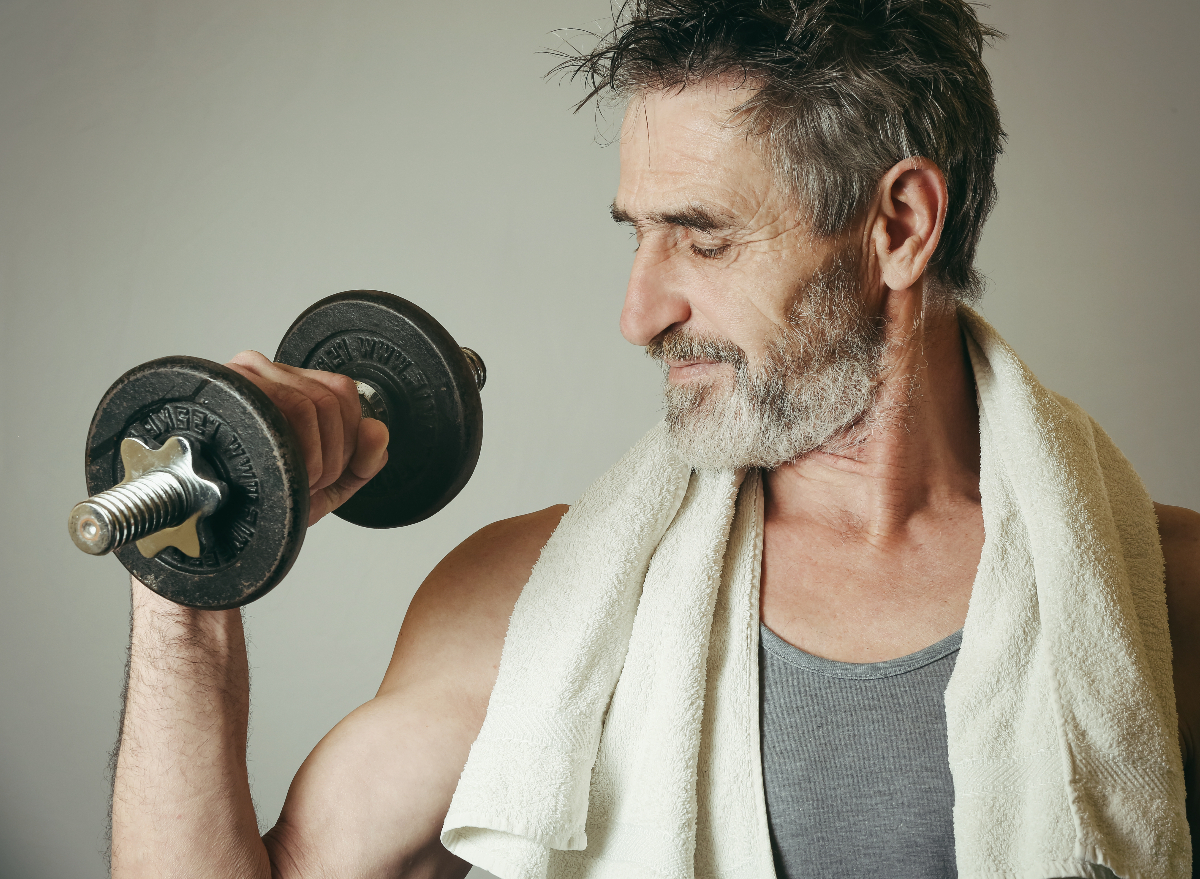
left=614, top=81, right=884, bottom=469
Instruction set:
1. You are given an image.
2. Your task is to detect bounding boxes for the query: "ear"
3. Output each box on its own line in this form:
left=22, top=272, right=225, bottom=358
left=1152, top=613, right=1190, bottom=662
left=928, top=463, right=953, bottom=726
left=869, top=158, right=948, bottom=292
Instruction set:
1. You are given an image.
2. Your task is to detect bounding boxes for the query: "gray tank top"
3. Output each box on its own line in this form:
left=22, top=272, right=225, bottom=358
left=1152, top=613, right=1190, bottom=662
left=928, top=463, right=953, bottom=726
left=759, top=623, right=962, bottom=878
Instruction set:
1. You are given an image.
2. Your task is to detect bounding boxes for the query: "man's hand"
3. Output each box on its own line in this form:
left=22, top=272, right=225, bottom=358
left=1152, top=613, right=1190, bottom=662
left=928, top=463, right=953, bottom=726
left=226, top=350, right=389, bottom=524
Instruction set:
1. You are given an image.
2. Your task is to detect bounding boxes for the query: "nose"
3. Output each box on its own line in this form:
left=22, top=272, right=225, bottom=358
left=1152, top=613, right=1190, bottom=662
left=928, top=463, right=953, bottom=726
left=619, top=248, right=691, bottom=346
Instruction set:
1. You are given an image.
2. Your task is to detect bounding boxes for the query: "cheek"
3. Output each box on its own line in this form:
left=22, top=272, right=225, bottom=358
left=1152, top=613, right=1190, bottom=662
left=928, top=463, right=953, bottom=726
left=753, top=246, right=812, bottom=314
left=683, top=264, right=788, bottom=360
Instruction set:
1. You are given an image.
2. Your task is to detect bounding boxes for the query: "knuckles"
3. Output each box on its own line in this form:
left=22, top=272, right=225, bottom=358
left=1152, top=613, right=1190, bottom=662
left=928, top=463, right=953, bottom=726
left=227, top=349, right=271, bottom=369
left=327, top=372, right=359, bottom=402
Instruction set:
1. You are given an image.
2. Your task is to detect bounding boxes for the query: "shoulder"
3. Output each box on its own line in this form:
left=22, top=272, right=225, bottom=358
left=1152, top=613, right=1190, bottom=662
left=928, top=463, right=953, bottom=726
left=1157, top=502, right=1200, bottom=633
left=379, top=504, right=569, bottom=708
left=1156, top=502, right=1200, bottom=560
left=1154, top=503, right=1200, bottom=772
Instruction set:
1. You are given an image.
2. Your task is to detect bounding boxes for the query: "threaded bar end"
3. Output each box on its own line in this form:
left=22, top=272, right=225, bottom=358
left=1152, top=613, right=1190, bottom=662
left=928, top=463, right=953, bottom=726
left=68, top=470, right=192, bottom=556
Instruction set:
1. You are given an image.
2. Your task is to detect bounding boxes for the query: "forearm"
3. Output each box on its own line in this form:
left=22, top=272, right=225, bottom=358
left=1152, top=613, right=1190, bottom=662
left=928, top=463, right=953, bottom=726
left=111, top=578, right=270, bottom=879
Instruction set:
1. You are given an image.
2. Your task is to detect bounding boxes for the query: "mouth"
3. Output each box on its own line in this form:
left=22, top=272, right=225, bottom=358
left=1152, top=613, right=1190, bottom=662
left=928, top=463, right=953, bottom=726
left=666, top=359, right=729, bottom=382
left=648, top=328, right=745, bottom=385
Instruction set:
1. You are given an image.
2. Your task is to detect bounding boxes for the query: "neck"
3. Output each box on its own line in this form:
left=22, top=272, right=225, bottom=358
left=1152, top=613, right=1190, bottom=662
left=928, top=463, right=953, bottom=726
left=764, top=287, right=981, bottom=540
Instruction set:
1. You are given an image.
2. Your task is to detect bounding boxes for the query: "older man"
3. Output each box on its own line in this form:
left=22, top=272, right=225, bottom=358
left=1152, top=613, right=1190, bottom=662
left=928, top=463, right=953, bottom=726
left=111, top=1, right=1199, bottom=877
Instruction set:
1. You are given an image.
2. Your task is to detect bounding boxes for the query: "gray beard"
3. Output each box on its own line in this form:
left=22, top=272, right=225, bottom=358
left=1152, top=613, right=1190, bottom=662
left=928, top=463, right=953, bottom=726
left=651, top=250, right=885, bottom=470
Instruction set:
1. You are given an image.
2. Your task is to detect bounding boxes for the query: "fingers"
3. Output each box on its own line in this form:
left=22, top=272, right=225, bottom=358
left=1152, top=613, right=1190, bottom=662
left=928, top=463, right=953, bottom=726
left=280, top=365, right=361, bottom=473
left=307, top=417, right=390, bottom=525
left=226, top=351, right=359, bottom=492
left=224, top=352, right=391, bottom=523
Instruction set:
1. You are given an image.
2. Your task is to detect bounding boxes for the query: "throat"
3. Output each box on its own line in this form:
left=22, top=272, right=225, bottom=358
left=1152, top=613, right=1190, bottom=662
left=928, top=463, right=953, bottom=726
left=759, top=499, right=983, bottom=663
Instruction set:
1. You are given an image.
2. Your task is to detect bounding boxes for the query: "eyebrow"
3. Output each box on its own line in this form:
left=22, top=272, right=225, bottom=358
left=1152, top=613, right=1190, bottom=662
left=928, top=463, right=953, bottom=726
left=610, top=201, right=736, bottom=233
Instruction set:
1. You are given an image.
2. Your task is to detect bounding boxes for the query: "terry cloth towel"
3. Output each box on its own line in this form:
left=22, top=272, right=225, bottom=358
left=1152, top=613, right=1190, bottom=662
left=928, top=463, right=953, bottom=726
left=442, top=307, right=1190, bottom=879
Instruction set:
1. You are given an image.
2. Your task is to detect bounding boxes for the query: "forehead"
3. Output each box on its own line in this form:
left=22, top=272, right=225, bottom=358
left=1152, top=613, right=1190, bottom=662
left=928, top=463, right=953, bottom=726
left=616, top=82, right=775, bottom=219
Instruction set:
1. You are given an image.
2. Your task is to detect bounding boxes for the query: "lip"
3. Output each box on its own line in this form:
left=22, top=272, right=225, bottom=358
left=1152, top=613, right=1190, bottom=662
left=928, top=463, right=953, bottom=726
left=667, top=360, right=722, bottom=381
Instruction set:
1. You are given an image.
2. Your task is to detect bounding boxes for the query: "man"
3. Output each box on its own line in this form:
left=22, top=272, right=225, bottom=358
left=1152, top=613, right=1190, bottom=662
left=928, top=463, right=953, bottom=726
left=110, top=1, right=1199, bottom=877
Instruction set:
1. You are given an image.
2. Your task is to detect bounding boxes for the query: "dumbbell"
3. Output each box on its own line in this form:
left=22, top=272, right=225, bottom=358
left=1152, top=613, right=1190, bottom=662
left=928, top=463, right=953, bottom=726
left=67, top=290, right=485, bottom=610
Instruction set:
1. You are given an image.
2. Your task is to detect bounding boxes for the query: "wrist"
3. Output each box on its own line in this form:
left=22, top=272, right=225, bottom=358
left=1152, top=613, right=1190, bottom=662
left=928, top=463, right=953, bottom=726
left=129, top=575, right=247, bottom=658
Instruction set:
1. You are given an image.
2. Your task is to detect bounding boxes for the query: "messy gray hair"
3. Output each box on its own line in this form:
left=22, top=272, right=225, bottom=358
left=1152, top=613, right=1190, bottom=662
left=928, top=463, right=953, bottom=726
left=555, top=0, right=1006, bottom=301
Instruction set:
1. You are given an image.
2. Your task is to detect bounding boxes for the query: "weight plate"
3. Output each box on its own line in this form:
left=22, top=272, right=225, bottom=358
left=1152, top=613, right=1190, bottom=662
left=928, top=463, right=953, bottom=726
left=275, top=291, right=483, bottom=528
left=83, top=356, right=309, bottom=609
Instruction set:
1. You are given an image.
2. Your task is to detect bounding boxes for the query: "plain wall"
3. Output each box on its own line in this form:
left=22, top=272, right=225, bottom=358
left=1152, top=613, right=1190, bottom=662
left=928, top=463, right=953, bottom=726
left=1, top=1, right=1196, bottom=876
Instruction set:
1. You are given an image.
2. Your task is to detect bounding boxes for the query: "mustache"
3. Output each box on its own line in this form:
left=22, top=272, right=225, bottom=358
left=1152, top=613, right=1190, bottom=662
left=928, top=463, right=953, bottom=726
left=646, top=327, right=746, bottom=367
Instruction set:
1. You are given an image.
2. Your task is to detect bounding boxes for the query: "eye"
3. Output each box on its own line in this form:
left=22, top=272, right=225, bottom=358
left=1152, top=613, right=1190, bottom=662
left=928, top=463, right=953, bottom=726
left=690, top=242, right=731, bottom=260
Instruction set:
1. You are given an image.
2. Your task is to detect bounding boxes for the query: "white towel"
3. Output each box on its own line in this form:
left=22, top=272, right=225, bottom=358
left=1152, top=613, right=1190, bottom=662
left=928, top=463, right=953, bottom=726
left=442, top=307, right=1190, bottom=879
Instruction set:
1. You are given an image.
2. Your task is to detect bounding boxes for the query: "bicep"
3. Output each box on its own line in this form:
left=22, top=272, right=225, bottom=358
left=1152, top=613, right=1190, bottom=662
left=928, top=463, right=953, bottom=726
left=261, top=504, right=567, bottom=878
left=264, top=683, right=477, bottom=879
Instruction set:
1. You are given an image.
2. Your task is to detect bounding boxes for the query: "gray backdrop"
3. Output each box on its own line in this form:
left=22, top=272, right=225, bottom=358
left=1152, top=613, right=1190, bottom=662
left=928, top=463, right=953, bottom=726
left=1, top=1, right=1196, bottom=877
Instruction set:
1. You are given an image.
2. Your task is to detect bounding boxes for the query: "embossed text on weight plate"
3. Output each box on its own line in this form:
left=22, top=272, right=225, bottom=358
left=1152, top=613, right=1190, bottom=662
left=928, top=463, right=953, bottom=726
left=125, top=403, right=261, bottom=569
left=307, top=333, right=443, bottom=493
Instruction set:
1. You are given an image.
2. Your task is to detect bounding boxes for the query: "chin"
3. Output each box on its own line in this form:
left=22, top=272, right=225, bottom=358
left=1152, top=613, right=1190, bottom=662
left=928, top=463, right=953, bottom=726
left=663, top=374, right=877, bottom=471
